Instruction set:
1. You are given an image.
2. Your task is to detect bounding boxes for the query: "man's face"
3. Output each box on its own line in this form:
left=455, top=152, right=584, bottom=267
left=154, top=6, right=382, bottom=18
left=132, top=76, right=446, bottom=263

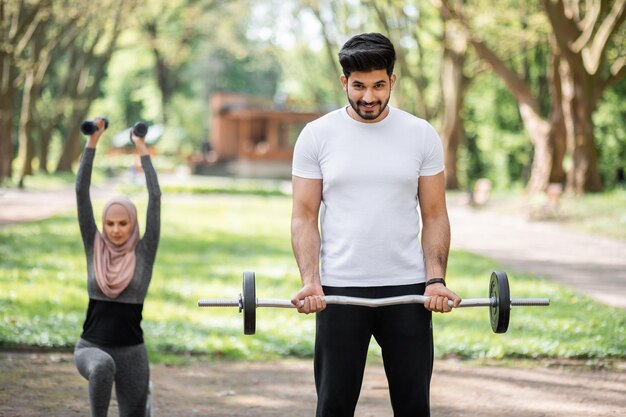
left=341, top=69, right=396, bottom=123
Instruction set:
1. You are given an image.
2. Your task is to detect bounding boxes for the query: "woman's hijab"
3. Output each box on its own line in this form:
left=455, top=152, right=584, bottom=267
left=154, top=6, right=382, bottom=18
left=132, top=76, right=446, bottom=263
left=93, top=197, right=140, bottom=298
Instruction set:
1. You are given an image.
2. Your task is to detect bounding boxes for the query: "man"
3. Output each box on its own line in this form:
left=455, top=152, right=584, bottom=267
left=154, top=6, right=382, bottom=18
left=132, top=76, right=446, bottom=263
left=290, top=32, right=461, bottom=417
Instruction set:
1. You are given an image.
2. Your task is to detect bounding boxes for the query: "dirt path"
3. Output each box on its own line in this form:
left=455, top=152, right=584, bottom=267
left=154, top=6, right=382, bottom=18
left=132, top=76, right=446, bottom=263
left=1, top=352, right=624, bottom=417
left=447, top=202, right=626, bottom=308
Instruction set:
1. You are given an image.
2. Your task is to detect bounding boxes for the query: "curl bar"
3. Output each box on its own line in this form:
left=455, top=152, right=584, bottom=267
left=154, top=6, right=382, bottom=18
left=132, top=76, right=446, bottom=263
left=198, top=271, right=550, bottom=335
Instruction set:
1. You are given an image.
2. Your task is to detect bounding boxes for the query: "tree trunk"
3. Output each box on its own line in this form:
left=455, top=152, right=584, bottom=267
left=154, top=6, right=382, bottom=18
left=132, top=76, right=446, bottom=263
left=18, top=69, right=36, bottom=186
left=56, top=110, right=90, bottom=172
left=440, top=16, right=467, bottom=190
left=523, top=121, right=552, bottom=194
left=0, top=45, right=17, bottom=183
left=559, top=60, right=602, bottom=192
left=145, top=20, right=177, bottom=125
left=0, top=91, right=15, bottom=183
left=38, top=124, right=54, bottom=173
left=547, top=50, right=567, bottom=184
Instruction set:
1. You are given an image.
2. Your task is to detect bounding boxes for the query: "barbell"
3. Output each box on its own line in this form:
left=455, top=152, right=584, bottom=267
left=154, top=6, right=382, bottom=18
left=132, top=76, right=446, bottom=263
left=198, top=271, right=550, bottom=335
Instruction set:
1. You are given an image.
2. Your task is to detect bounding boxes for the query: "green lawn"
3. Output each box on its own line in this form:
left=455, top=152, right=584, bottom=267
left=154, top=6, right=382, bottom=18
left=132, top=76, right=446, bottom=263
left=1, top=190, right=624, bottom=363
left=472, top=188, right=626, bottom=240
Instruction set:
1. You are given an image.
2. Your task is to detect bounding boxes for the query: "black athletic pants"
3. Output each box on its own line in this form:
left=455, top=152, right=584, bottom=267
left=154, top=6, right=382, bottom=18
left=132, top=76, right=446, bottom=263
left=315, top=283, right=433, bottom=417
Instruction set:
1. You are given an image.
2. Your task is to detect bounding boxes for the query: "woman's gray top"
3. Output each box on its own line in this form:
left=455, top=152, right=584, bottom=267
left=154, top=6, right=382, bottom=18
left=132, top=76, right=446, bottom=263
left=76, top=148, right=161, bottom=346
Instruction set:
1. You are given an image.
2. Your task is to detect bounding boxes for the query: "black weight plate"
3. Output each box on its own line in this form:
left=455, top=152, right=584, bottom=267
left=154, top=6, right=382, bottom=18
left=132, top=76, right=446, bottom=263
left=490, top=271, right=511, bottom=333
left=243, top=271, right=256, bottom=335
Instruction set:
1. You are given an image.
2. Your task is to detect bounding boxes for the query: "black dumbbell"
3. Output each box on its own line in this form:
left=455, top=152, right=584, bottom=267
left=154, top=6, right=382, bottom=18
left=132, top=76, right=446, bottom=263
left=133, top=121, right=148, bottom=137
left=80, top=117, right=109, bottom=135
left=129, top=121, right=149, bottom=144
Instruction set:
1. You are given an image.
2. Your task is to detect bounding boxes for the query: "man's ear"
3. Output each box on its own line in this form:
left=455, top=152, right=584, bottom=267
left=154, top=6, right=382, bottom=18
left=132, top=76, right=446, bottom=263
left=390, top=73, right=397, bottom=90
left=340, top=74, right=348, bottom=91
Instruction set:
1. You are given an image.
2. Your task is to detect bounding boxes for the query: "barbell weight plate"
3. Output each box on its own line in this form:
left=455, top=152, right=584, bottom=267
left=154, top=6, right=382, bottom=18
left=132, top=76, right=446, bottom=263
left=243, top=271, right=256, bottom=335
left=490, top=271, right=511, bottom=333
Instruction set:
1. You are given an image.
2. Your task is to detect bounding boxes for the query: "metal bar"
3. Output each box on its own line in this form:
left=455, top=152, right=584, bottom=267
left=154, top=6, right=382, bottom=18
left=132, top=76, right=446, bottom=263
left=257, top=298, right=294, bottom=308
left=325, top=295, right=431, bottom=307
left=198, top=298, right=240, bottom=307
left=199, top=296, right=550, bottom=309
left=259, top=296, right=487, bottom=308
left=511, top=298, right=550, bottom=306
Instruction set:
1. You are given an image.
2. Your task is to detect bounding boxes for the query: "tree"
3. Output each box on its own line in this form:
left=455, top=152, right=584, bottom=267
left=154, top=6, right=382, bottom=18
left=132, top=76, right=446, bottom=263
left=16, top=1, right=84, bottom=184
left=544, top=0, right=626, bottom=192
left=363, top=0, right=442, bottom=119
left=132, top=0, right=237, bottom=124
left=0, top=0, right=52, bottom=184
left=54, top=0, right=132, bottom=172
left=438, top=1, right=469, bottom=189
left=438, top=0, right=626, bottom=194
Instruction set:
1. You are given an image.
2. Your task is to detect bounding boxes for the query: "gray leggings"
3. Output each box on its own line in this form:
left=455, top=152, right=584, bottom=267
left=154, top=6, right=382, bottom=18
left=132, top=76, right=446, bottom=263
left=74, top=338, right=150, bottom=417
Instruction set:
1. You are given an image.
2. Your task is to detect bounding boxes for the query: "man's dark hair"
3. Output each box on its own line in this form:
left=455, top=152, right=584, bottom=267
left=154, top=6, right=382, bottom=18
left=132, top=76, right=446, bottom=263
left=338, top=33, right=396, bottom=79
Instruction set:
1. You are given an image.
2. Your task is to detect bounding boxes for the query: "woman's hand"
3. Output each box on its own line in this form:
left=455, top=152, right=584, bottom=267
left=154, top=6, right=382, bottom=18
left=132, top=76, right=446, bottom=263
left=86, top=118, right=107, bottom=148
left=131, top=129, right=149, bottom=156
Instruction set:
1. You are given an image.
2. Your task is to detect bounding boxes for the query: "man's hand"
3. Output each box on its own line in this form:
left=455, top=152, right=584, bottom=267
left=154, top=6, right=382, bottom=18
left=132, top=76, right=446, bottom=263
left=423, top=283, right=461, bottom=313
left=291, top=283, right=326, bottom=314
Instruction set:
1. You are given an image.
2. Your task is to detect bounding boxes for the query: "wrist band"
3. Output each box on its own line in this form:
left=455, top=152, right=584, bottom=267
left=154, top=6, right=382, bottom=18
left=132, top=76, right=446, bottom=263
left=425, top=278, right=446, bottom=287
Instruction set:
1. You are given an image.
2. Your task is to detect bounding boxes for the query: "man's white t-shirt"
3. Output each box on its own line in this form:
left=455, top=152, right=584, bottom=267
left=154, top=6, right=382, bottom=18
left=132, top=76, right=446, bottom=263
left=292, top=106, right=444, bottom=287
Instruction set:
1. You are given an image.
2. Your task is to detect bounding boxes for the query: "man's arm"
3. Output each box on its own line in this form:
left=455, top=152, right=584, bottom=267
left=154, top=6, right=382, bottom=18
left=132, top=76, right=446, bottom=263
left=418, top=172, right=461, bottom=312
left=290, top=176, right=326, bottom=314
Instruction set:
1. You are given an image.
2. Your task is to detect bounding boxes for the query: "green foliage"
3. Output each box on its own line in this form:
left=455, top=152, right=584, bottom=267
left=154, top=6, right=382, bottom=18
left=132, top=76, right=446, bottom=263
left=594, top=80, right=626, bottom=189
left=1, top=192, right=624, bottom=363
left=5, top=0, right=625, bottom=194
left=462, top=74, right=532, bottom=190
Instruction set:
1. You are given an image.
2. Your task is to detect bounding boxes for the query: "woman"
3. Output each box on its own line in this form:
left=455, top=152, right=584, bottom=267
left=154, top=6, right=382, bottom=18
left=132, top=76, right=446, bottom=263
left=74, top=117, right=161, bottom=417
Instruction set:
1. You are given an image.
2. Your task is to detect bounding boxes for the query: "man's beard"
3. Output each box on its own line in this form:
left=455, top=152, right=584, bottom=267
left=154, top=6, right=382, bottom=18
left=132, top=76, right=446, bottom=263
left=347, top=95, right=390, bottom=121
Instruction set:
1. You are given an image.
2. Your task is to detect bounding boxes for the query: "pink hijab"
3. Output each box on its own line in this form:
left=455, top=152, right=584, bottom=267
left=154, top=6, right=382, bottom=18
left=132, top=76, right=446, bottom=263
left=93, top=196, right=141, bottom=298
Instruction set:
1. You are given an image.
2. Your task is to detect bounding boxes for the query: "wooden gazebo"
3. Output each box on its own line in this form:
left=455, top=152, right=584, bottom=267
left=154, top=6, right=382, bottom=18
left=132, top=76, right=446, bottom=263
left=193, top=92, right=321, bottom=178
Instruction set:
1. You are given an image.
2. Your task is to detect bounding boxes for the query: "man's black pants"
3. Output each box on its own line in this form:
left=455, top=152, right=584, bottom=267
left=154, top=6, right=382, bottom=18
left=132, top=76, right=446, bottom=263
left=315, top=283, right=433, bottom=417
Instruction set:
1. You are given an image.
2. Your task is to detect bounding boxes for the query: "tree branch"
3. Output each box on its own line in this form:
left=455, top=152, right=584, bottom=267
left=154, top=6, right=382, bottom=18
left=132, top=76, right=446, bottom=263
left=570, top=0, right=602, bottom=52
left=583, top=0, right=626, bottom=75
left=600, top=56, right=626, bottom=94
left=542, top=0, right=584, bottom=63
left=437, top=0, right=543, bottom=118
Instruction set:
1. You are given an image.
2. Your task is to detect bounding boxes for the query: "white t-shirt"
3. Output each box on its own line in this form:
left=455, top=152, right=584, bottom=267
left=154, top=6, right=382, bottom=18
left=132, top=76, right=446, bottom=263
left=292, top=106, right=444, bottom=287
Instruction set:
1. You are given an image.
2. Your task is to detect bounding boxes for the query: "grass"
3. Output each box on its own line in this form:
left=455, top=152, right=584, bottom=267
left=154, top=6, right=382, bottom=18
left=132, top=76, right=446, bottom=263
left=1, top=188, right=624, bottom=364
left=556, top=190, right=626, bottom=239
left=462, top=188, right=626, bottom=240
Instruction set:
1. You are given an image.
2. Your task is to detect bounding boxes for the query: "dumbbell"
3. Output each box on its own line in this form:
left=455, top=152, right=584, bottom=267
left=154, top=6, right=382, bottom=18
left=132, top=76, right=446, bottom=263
left=129, top=121, right=148, bottom=144
left=80, top=117, right=109, bottom=135
left=198, top=271, right=550, bottom=335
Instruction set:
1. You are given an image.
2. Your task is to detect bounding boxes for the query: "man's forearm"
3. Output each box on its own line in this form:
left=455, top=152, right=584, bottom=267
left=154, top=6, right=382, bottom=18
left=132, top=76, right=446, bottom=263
left=291, top=217, right=322, bottom=286
left=421, top=214, right=451, bottom=279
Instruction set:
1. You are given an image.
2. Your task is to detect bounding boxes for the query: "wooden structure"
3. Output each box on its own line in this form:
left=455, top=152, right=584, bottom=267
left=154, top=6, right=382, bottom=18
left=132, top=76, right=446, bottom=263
left=192, top=93, right=321, bottom=178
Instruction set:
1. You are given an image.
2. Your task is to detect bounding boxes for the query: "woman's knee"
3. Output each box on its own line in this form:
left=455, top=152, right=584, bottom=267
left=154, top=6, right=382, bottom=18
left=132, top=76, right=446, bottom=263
left=75, top=348, right=116, bottom=382
left=91, top=356, right=116, bottom=379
